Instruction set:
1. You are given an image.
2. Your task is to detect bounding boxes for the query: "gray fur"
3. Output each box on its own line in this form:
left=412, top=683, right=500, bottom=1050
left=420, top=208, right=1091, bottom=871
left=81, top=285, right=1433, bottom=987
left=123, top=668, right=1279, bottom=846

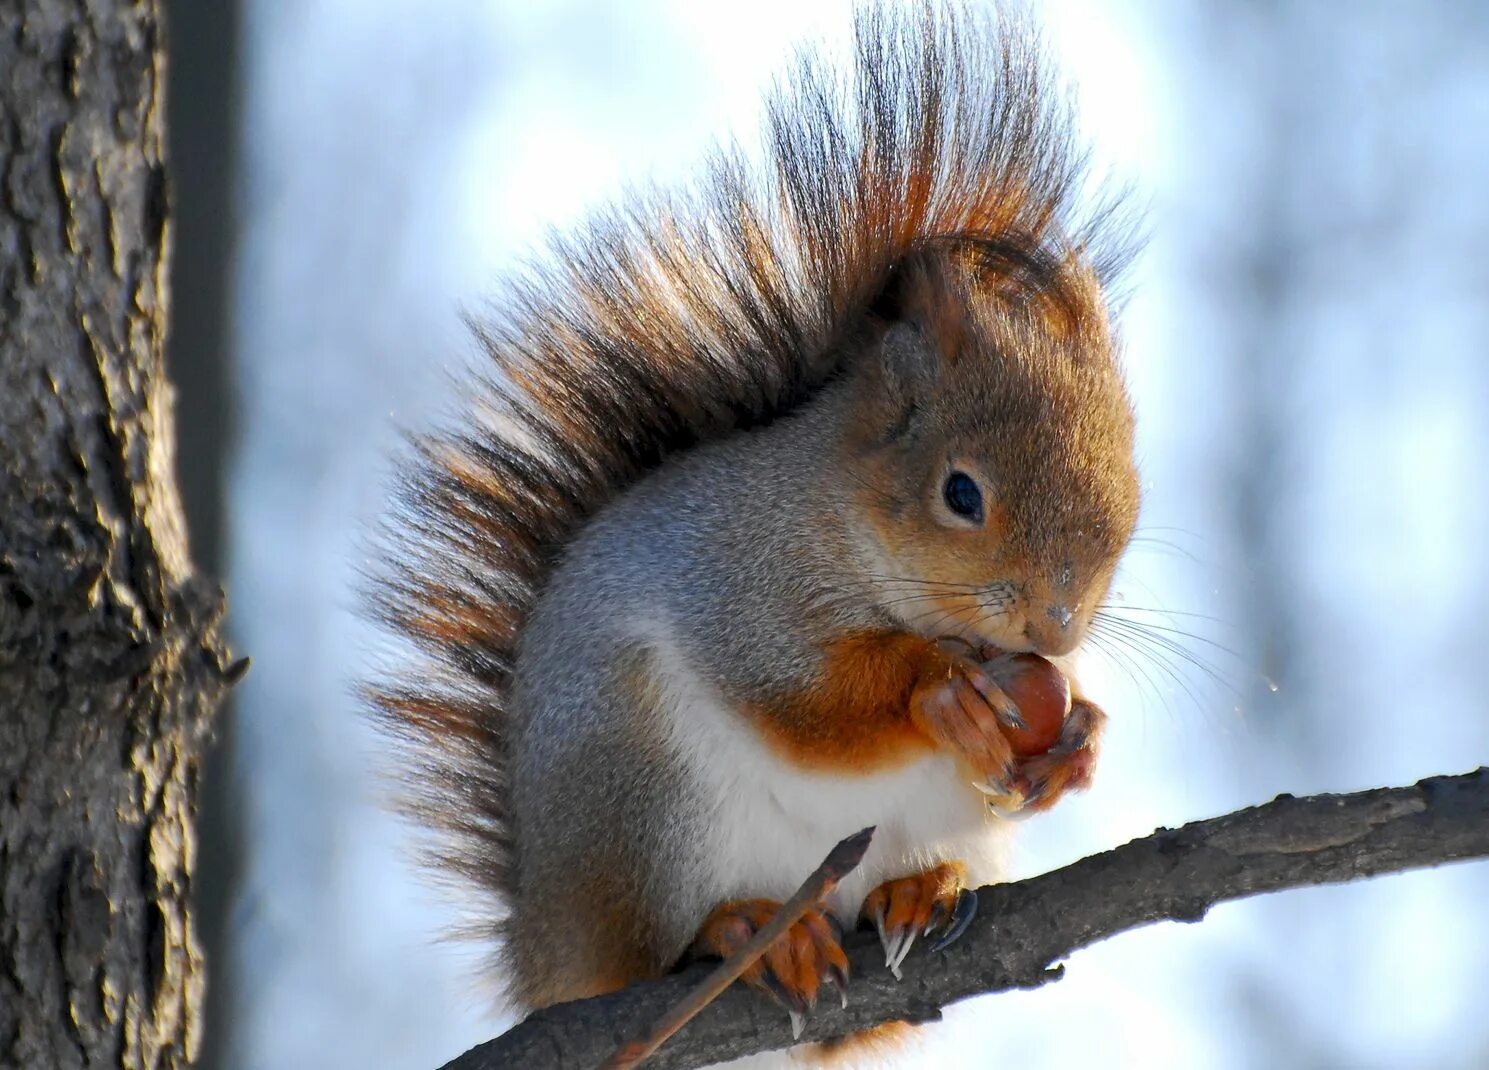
left=505, top=384, right=888, bottom=999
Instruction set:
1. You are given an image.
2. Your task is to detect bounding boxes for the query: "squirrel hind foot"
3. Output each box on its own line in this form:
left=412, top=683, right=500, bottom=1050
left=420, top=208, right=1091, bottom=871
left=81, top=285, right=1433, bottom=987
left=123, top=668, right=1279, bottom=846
left=860, top=861, right=973, bottom=978
left=690, top=898, right=851, bottom=1023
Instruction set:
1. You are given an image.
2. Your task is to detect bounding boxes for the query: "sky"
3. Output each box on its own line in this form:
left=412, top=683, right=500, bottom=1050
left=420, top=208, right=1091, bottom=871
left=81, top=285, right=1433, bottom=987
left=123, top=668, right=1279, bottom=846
left=221, top=2, right=1489, bottom=1068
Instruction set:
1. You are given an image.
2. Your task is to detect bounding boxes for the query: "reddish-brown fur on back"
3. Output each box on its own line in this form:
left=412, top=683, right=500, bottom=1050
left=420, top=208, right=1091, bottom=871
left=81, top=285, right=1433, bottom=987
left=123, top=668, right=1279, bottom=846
left=367, top=2, right=1128, bottom=972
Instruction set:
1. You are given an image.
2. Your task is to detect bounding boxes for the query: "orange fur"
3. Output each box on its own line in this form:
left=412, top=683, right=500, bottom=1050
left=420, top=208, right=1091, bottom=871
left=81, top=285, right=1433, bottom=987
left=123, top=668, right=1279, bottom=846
left=815, top=1021, right=919, bottom=1066
left=749, top=631, right=950, bottom=773
left=751, top=630, right=1031, bottom=789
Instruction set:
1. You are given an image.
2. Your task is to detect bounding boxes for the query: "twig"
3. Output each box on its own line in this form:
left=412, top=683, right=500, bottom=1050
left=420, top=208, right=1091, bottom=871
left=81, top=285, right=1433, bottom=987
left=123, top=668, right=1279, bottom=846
left=600, top=827, right=875, bottom=1069
left=441, top=767, right=1489, bottom=1070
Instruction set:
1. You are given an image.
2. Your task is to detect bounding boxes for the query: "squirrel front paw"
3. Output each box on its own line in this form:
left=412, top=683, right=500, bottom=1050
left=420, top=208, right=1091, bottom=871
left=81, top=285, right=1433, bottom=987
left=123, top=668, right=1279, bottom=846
left=909, top=644, right=1025, bottom=802
left=1013, top=696, right=1105, bottom=811
left=861, top=861, right=976, bottom=979
left=690, top=898, right=850, bottom=1037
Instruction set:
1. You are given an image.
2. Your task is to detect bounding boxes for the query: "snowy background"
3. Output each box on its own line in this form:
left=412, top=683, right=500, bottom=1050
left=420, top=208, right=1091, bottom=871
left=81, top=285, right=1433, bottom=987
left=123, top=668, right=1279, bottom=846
left=202, top=1, right=1489, bottom=1067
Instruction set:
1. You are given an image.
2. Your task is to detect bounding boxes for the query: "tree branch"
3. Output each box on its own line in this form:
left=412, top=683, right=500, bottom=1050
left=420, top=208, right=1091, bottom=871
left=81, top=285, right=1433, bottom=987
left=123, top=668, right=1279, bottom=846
left=443, top=768, right=1489, bottom=1070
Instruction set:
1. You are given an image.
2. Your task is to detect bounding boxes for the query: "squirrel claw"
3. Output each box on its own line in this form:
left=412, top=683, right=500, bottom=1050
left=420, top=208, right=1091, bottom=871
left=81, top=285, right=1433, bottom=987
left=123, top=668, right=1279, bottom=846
left=971, top=774, right=1015, bottom=797
left=883, top=927, right=914, bottom=980
left=928, top=889, right=978, bottom=952
left=990, top=699, right=1027, bottom=732
left=972, top=776, right=1026, bottom=812
left=761, top=971, right=811, bottom=1016
left=923, top=897, right=948, bottom=937
left=871, top=898, right=922, bottom=979
left=823, top=963, right=849, bottom=1009
left=788, top=1009, right=808, bottom=1041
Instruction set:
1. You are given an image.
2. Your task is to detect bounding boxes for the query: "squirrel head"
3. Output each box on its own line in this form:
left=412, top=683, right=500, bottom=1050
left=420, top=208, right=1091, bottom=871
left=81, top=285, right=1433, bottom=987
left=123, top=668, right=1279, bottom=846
left=841, top=246, right=1139, bottom=658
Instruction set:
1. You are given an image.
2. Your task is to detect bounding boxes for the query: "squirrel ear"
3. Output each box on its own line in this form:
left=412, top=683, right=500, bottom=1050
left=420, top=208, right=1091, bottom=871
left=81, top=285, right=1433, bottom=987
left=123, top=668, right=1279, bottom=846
left=874, top=322, right=938, bottom=435
left=880, top=322, right=937, bottom=399
left=870, top=253, right=962, bottom=397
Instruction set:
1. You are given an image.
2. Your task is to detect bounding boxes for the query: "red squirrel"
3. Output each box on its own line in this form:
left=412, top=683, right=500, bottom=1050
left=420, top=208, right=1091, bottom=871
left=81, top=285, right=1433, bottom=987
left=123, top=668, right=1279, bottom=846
left=370, top=3, right=1139, bottom=1061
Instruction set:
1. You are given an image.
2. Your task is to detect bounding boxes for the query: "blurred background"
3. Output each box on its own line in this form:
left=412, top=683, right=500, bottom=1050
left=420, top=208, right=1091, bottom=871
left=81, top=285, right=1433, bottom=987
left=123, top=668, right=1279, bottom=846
left=164, top=1, right=1489, bottom=1067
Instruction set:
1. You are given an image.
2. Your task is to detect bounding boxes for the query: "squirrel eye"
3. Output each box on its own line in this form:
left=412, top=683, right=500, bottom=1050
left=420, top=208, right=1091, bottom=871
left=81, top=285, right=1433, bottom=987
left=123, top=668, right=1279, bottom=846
left=942, top=471, right=984, bottom=523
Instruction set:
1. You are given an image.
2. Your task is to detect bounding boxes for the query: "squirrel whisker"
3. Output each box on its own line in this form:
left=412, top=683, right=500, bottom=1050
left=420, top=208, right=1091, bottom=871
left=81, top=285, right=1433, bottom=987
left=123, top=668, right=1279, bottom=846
left=1091, top=613, right=1239, bottom=691
left=1087, top=615, right=1238, bottom=710
left=1096, top=602, right=1231, bottom=625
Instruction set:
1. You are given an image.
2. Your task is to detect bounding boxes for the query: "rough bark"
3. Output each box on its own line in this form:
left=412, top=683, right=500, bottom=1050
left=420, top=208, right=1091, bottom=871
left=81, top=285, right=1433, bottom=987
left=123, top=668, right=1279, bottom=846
left=0, top=2, right=235, bottom=1068
left=454, top=768, right=1489, bottom=1070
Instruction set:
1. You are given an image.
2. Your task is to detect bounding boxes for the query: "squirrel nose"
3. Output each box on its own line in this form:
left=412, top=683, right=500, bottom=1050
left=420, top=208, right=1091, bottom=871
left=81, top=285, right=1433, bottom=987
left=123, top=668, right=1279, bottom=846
left=1022, top=604, right=1080, bottom=656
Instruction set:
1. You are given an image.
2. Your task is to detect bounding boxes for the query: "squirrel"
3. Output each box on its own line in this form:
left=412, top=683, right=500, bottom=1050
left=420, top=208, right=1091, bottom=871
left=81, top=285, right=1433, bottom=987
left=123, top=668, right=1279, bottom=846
left=370, top=2, right=1139, bottom=1060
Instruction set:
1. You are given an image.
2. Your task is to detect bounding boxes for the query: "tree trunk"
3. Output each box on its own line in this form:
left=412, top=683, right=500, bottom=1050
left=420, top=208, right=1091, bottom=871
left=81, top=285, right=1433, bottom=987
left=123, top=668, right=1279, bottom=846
left=0, top=2, right=234, bottom=1067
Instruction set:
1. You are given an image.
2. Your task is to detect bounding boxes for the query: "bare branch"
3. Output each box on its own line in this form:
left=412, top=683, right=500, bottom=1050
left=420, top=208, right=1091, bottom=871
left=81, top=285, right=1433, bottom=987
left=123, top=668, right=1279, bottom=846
left=443, top=768, right=1489, bottom=1070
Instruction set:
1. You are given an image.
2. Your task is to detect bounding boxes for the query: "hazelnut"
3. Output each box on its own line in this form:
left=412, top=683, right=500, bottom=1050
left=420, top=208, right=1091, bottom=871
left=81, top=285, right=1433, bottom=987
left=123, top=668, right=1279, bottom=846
left=982, top=653, right=1070, bottom=757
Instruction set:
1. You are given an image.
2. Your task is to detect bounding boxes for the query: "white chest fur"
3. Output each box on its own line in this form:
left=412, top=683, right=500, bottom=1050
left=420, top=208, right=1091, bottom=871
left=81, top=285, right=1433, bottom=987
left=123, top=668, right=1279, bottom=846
left=650, top=639, right=1011, bottom=920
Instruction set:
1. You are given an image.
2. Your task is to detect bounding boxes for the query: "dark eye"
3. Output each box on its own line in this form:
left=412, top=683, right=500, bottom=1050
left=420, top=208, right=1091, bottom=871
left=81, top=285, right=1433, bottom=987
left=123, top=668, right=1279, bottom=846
left=942, top=471, right=984, bottom=523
